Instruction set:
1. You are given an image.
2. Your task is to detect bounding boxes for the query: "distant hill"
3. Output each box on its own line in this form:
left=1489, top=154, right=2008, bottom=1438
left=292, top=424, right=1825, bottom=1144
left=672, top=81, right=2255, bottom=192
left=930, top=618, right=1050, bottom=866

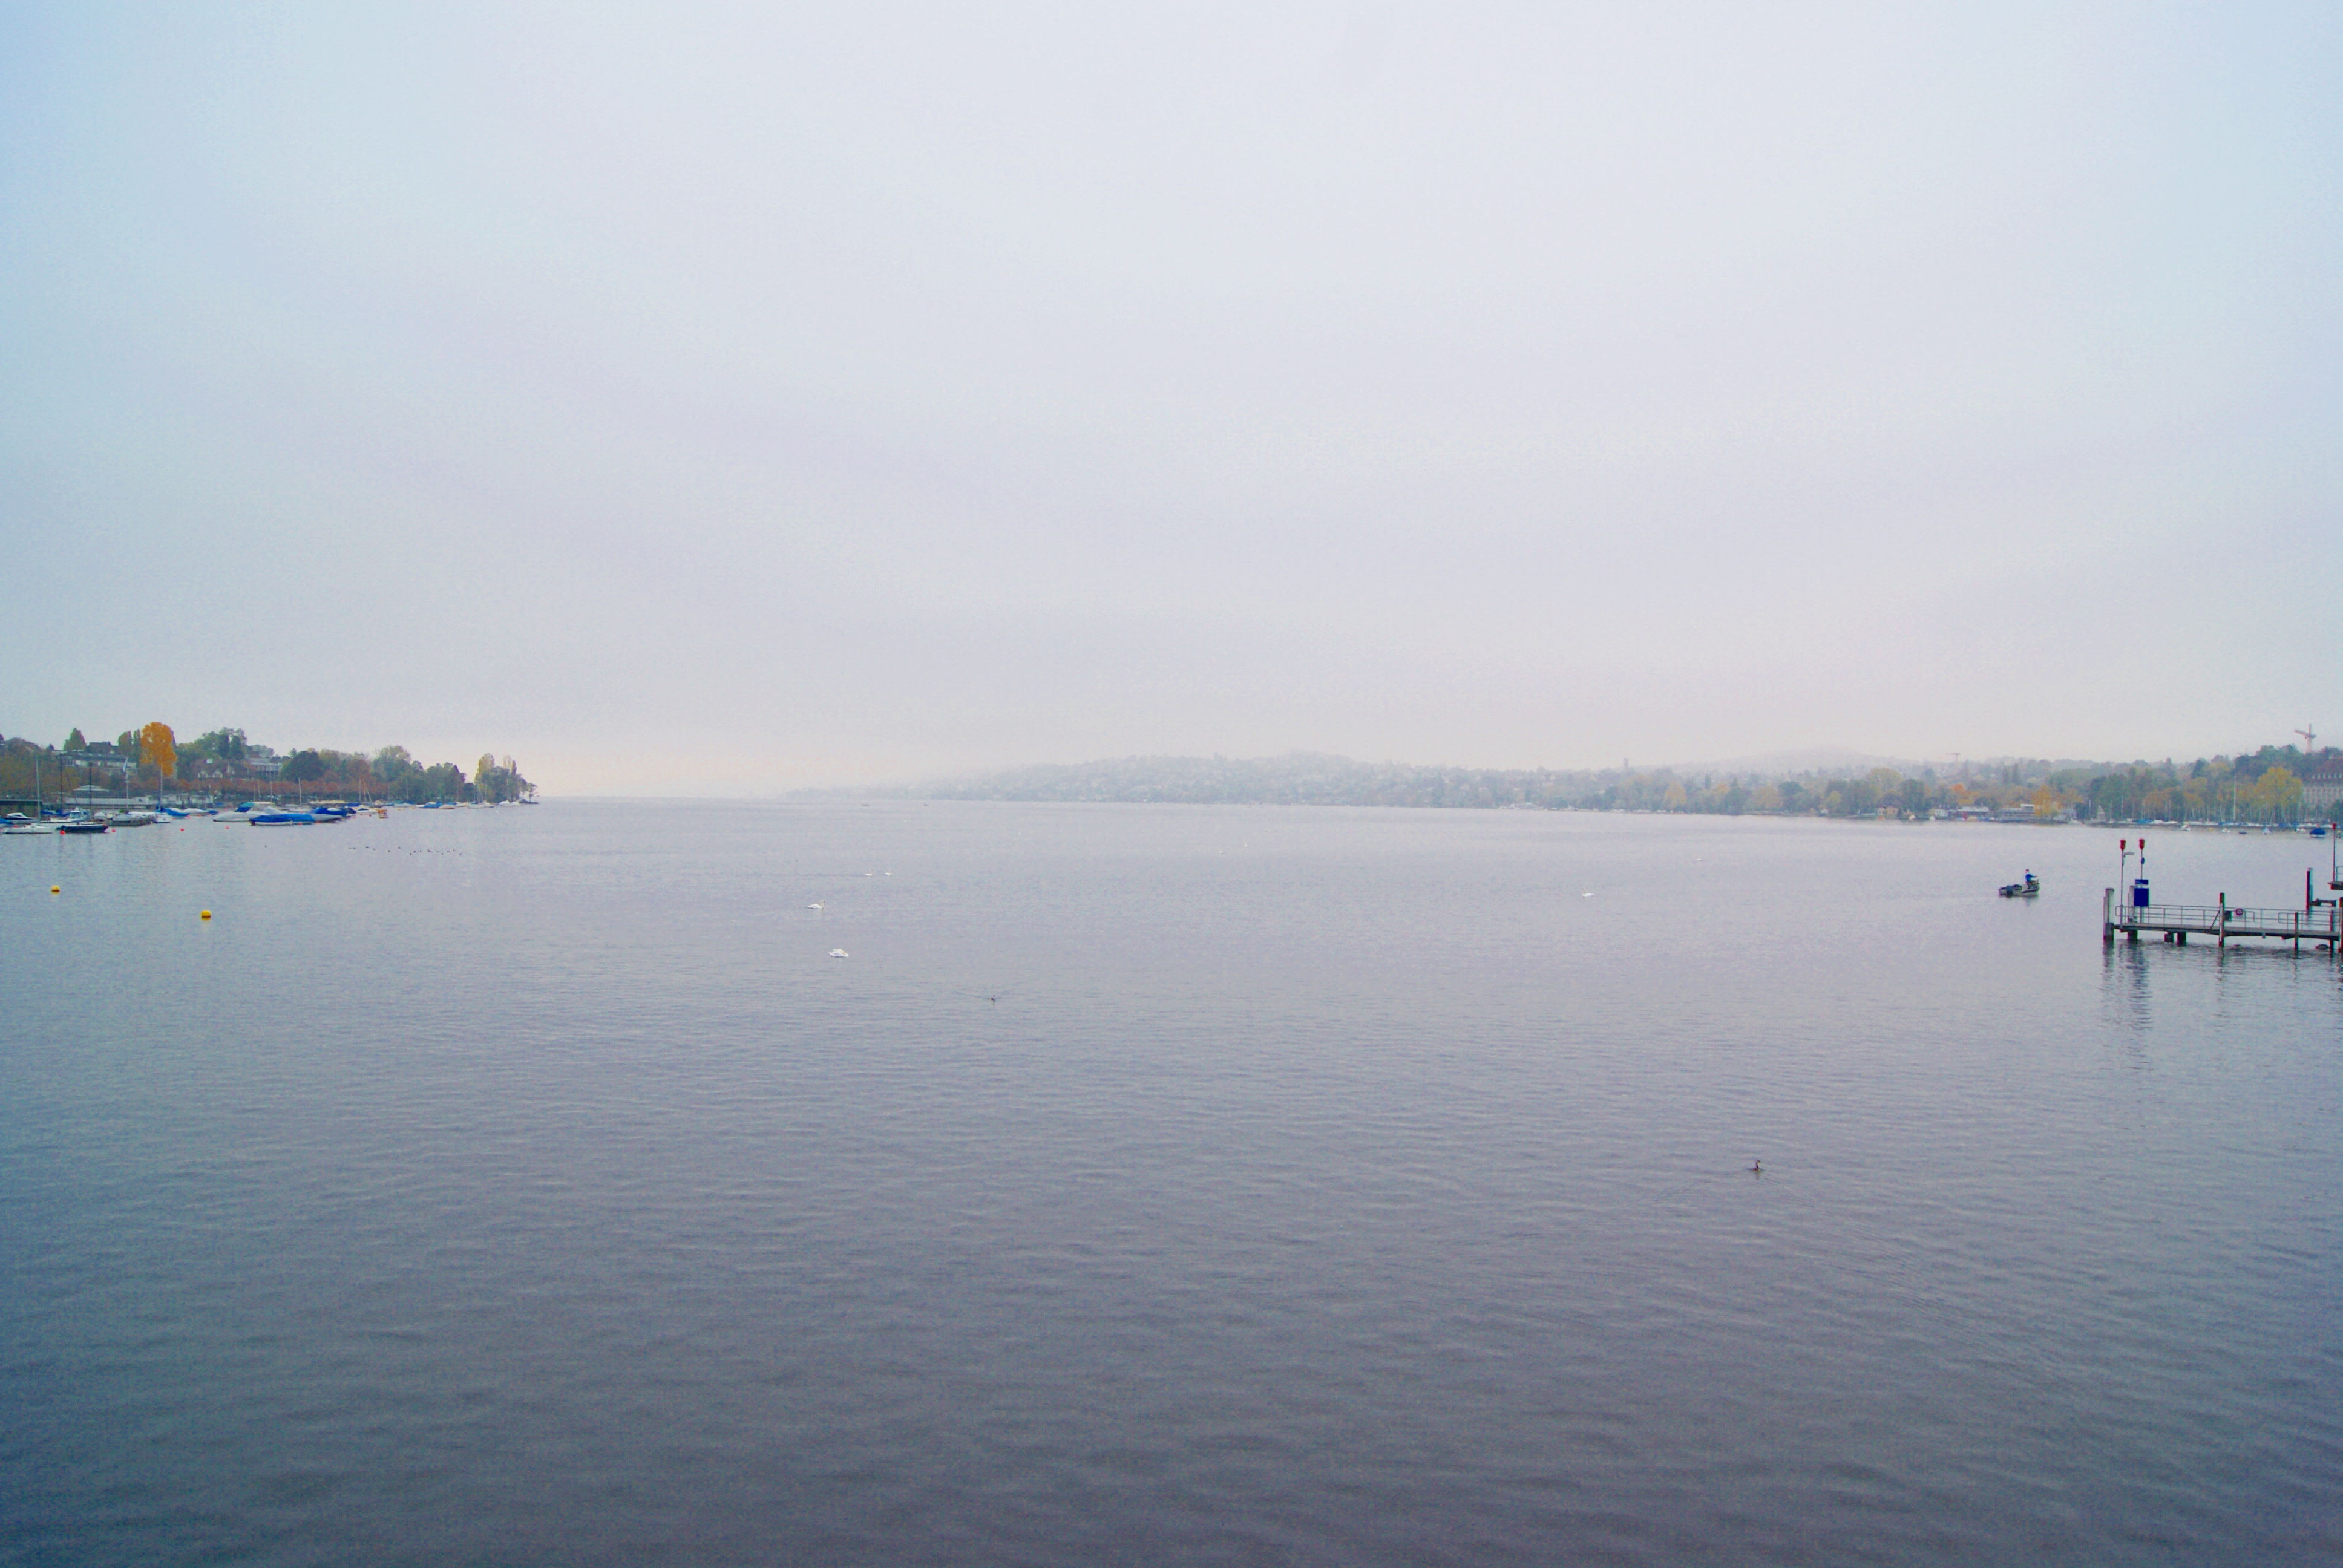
left=914, top=752, right=1575, bottom=808
left=1676, top=746, right=1921, bottom=776
left=891, top=743, right=2331, bottom=823
left=912, top=751, right=1849, bottom=809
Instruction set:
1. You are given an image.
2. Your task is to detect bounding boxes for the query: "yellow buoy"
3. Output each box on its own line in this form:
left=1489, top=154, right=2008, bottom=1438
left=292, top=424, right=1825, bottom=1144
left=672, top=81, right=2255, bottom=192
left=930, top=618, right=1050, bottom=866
left=200, top=910, right=212, bottom=920
left=51, top=885, right=61, bottom=894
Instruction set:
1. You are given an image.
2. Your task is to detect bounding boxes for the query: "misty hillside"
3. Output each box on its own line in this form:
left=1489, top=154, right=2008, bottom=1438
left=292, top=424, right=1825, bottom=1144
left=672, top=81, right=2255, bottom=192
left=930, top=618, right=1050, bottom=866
left=918, top=753, right=1549, bottom=808
left=904, top=746, right=2333, bottom=822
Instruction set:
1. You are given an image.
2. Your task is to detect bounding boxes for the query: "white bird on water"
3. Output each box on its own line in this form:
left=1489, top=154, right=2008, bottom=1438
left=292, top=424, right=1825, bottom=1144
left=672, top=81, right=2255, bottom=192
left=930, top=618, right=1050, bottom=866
left=809, top=902, right=822, bottom=910
left=828, top=949, right=848, bottom=959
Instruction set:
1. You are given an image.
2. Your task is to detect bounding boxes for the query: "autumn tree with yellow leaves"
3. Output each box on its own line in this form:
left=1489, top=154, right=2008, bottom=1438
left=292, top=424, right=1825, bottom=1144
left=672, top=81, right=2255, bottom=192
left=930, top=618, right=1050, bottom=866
left=137, top=720, right=177, bottom=805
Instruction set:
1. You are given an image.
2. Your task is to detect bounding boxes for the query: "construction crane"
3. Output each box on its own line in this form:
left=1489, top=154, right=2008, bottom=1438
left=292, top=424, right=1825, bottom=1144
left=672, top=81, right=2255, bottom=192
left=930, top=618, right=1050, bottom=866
left=2296, top=725, right=2319, bottom=752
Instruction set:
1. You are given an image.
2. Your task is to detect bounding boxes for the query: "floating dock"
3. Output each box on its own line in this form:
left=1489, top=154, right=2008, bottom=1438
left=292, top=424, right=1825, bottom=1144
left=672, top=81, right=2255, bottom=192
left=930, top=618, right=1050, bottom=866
left=2100, top=835, right=2340, bottom=950
left=2103, top=892, right=2340, bottom=950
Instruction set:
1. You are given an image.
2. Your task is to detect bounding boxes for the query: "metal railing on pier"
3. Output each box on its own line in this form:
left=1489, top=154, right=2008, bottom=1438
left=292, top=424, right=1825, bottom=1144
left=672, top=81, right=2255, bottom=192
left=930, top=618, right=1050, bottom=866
left=2103, top=890, right=2342, bottom=948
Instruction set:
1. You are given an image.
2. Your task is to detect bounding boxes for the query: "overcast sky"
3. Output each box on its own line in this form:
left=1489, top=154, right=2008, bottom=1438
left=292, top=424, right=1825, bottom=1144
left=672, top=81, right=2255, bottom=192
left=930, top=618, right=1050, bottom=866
left=2, top=4, right=2336, bottom=792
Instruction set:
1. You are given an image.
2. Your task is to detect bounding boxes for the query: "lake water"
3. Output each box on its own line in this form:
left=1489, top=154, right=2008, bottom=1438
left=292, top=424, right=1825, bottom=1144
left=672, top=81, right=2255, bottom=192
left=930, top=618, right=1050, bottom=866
left=5, top=802, right=2341, bottom=1565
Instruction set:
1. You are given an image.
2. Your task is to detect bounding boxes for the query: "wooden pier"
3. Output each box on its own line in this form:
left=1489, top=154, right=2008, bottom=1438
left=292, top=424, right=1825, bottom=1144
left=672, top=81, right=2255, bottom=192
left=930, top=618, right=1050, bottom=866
left=2103, top=889, right=2341, bottom=950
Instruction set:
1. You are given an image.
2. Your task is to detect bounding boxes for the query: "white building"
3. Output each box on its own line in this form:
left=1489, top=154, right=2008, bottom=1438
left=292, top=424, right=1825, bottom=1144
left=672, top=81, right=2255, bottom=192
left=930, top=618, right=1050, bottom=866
left=2303, top=756, right=2343, bottom=817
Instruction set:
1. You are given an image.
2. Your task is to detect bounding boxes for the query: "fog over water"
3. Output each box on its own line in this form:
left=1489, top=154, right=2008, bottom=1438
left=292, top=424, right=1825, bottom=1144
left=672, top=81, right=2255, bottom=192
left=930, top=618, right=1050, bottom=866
left=2, top=4, right=2338, bottom=787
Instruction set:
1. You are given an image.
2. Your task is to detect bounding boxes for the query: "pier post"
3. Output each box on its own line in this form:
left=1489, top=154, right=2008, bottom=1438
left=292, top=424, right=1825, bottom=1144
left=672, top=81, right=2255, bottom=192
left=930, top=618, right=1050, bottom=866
left=2102, top=887, right=2113, bottom=945
left=2218, top=892, right=2227, bottom=948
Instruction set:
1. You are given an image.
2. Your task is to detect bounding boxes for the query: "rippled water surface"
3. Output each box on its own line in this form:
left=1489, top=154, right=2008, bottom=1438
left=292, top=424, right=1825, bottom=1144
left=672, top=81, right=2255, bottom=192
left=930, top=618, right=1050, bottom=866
left=5, top=802, right=2341, bottom=1565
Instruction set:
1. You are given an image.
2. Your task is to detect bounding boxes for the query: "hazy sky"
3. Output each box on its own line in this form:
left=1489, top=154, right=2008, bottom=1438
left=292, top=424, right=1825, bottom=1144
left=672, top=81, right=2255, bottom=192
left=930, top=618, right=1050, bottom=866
left=3, top=4, right=2337, bottom=792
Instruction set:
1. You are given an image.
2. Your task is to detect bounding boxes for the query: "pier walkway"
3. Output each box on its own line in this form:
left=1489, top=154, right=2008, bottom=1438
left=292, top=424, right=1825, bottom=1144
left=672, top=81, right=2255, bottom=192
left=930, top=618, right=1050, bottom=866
left=2104, top=891, right=2341, bottom=949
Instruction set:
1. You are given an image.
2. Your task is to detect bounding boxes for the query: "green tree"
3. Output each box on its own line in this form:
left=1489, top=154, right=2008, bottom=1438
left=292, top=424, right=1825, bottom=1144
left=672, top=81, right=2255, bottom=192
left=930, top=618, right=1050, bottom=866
left=191, top=727, right=249, bottom=762
left=65, top=727, right=85, bottom=751
left=467, top=753, right=534, bottom=803
left=1829, top=777, right=1879, bottom=816
left=2249, top=765, right=2301, bottom=823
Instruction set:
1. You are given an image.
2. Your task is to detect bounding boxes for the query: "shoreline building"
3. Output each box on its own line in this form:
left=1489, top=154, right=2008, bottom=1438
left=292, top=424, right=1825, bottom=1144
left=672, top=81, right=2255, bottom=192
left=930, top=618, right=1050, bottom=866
left=2304, top=754, right=2343, bottom=821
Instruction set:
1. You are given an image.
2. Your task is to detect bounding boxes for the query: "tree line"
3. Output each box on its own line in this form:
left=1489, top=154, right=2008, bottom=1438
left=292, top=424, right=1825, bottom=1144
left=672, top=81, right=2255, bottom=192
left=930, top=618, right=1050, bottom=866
left=0, top=723, right=534, bottom=806
left=918, top=743, right=2335, bottom=824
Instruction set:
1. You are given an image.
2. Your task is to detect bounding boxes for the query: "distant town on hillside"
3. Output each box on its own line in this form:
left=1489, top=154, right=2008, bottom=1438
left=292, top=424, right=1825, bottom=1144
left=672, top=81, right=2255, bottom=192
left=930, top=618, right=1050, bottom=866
left=0, top=725, right=532, bottom=807
left=913, top=743, right=2343, bottom=825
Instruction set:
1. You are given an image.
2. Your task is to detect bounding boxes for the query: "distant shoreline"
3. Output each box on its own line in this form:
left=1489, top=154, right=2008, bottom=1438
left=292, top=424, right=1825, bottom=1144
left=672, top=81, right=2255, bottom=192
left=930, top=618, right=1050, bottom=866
left=870, top=746, right=2336, bottom=827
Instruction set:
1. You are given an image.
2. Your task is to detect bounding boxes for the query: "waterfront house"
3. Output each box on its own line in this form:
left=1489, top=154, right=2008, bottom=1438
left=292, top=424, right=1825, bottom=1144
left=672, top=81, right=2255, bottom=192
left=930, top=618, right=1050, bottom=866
left=2304, top=756, right=2343, bottom=818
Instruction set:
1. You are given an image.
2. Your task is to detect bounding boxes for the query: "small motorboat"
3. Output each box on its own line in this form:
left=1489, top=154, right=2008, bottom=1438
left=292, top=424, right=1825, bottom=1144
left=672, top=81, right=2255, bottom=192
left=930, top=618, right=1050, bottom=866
left=57, top=820, right=111, bottom=834
left=249, top=811, right=318, bottom=826
left=1998, top=873, right=2041, bottom=898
